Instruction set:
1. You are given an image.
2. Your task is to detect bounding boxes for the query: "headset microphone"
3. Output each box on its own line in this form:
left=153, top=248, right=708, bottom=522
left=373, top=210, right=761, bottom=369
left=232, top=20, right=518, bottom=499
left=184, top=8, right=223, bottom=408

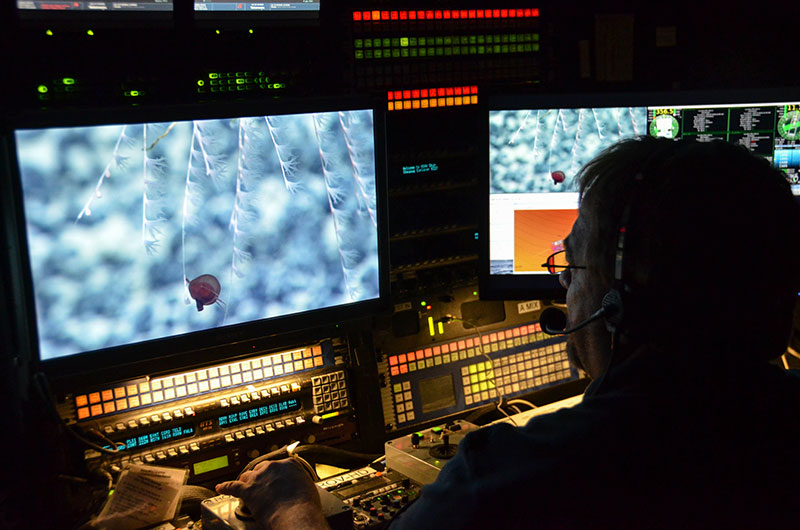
left=540, top=293, right=622, bottom=336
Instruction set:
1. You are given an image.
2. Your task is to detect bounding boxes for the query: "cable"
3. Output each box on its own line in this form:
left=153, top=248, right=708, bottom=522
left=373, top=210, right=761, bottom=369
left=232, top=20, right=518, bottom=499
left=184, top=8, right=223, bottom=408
left=506, top=399, right=537, bottom=410
left=786, top=346, right=800, bottom=361
left=33, top=372, right=125, bottom=455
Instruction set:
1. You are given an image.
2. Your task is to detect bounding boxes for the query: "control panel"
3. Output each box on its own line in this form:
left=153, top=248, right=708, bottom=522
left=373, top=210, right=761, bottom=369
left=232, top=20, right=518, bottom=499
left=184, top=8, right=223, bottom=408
left=60, top=339, right=358, bottom=485
left=318, top=466, right=423, bottom=528
left=374, top=284, right=579, bottom=432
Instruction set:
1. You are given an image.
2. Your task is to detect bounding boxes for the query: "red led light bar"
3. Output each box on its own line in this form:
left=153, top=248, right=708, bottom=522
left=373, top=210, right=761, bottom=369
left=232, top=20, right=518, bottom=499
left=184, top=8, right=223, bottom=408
left=387, top=85, right=479, bottom=111
left=353, top=8, right=539, bottom=22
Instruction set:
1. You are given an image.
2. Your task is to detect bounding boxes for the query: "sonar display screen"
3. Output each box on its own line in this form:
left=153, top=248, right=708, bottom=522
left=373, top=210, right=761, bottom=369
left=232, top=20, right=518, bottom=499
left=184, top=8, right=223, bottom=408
left=14, top=109, right=380, bottom=361
left=489, top=101, right=800, bottom=277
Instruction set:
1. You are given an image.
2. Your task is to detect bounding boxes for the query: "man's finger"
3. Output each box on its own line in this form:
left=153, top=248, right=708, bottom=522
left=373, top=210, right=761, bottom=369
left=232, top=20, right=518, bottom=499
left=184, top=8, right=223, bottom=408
left=215, top=480, right=245, bottom=497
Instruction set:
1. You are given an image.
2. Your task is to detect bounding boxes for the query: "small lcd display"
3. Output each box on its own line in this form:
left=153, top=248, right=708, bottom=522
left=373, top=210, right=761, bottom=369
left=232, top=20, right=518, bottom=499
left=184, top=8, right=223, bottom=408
left=115, top=423, right=195, bottom=450
left=419, top=374, right=456, bottom=414
left=217, top=397, right=300, bottom=427
left=193, top=455, right=229, bottom=475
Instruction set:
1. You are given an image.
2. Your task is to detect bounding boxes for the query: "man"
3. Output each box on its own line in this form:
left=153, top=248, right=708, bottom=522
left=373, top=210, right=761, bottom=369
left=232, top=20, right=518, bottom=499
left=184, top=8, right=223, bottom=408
left=217, top=137, right=800, bottom=529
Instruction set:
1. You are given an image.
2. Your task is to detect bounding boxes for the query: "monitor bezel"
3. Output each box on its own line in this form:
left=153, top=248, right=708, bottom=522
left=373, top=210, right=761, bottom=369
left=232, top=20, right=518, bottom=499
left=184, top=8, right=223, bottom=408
left=6, top=96, right=390, bottom=388
left=478, top=87, right=800, bottom=301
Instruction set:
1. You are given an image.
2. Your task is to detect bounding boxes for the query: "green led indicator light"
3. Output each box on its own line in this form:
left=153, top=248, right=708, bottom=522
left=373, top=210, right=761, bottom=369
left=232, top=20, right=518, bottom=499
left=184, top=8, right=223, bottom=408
left=62, top=78, right=75, bottom=85
left=420, top=301, right=426, bottom=306
left=473, top=291, right=478, bottom=296
left=37, top=85, right=48, bottom=94
left=249, top=29, right=254, bottom=34
left=215, top=29, right=221, bottom=35
left=45, top=29, right=53, bottom=36
left=197, top=80, right=205, bottom=86
left=86, top=30, right=94, bottom=36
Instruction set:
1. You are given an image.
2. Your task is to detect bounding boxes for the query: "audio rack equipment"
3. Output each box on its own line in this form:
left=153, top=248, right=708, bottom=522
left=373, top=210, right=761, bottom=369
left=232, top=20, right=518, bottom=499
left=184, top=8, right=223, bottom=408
left=61, top=339, right=358, bottom=485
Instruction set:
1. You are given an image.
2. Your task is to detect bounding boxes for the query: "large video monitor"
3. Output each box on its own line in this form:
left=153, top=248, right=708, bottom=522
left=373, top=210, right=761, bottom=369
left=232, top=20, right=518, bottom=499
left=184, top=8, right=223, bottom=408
left=6, top=98, right=388, bottom=383
left=480, top=90, right=800, bottom=300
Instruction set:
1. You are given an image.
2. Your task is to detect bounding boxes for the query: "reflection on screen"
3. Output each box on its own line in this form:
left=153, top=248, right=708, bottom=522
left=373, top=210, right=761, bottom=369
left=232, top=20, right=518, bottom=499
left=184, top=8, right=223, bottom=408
left=15, top=109, right=379, bottom=361
left=419, top=374, right=456, bottom=414
left=489, top=102, right=800, bottom=276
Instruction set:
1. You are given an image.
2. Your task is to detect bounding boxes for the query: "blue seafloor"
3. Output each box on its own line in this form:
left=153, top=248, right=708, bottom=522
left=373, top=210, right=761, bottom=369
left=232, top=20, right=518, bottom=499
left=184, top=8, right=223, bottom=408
left=489, top=107, right=648, bottom=194
left=16, top=110, right=380, bottom=360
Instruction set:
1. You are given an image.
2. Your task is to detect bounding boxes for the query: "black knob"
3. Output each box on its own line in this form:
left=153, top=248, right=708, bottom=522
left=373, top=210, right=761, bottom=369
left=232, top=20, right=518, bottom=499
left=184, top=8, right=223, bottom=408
left=411, top=433, right=421, bottom=446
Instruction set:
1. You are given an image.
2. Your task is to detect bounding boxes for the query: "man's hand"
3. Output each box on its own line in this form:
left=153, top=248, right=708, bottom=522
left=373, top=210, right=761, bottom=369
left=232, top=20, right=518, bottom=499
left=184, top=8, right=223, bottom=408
left=215, top=458, right=330, bottom=530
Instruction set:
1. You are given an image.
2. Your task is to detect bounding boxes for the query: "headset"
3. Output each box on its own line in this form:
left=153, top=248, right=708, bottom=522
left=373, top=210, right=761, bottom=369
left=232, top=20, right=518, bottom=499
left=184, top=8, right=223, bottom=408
left=539, top=139, right=675, bottom=339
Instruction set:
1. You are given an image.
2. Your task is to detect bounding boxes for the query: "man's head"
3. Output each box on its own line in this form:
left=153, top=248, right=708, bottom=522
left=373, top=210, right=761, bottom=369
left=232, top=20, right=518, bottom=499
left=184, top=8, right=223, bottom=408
left=564, top=136, right=800, bottom=378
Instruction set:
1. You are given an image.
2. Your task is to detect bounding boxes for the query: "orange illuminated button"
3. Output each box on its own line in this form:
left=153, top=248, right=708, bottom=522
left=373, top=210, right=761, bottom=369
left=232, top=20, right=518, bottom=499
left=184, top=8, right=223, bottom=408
left=90, top=404, right=103, bottom=417
left=101, top=389, right=113, bottom=402
left=77, top=407, right=90, bottom=420
left=390, top=366, right=400, bottom=376
left=88, top=392, right=101, bottom=404
left=75, top=395, right=88, bottom=407
left=389, top=356, right=398, bottom=366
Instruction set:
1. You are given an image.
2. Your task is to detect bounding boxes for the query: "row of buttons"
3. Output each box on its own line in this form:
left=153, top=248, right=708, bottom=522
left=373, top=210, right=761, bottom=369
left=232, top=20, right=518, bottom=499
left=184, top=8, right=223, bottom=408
left=103, top=406, right=195, bottom=435
left=222, top=416, right=307, bottom=442
left=131, top=442, right=201, bottom=465
left=75, top=345, right=324, bottom=420
left=219, top=383, right=302, bottom=408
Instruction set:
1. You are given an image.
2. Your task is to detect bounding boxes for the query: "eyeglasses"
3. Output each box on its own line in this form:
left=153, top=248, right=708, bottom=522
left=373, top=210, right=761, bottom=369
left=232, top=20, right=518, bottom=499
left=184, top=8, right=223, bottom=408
left=542, top=249, right=586, bottom=289
left=541, top=249, right=586, bottom=274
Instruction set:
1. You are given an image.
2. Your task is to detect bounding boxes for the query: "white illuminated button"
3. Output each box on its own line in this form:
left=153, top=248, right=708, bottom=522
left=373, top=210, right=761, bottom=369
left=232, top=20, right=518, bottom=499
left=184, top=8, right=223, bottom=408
left=189, top=442, right=200, bottom=451
left=245, top=429, right=255, bottom=438
left=150, top=414, right=162, bottom=423
left=240, top=394, right=250, bottom=403
left=295, top=416, right=305, bottom=424
left=155, top=451, right=167, bottom=461
left=167, top=448, right=178, bottom=458
left=225, top=434, right=235, bottom=443
left=230, top=397, right=240, bottom=406
left=173, top=409, right=184, bottom=419
left=220, top=399, right=229, bottom=408
left=144, top=454, right=156, bottom=464
left=179, top=446, right=189, bottom=455
left=184, top=407, right=195, bottom=416
left=260, top=390, right=270, bottom=399
left=255, top=426, right=265, bottom=435
left=251, top=392, right=260, bottom=401
left=162, top=412, right=172, bottom=422
left=234, top=431, right=245, bottom=440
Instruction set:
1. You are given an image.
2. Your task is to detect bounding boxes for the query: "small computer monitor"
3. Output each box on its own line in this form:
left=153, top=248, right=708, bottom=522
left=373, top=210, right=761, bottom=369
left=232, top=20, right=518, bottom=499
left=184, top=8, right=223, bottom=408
left=480, top=90, right=800, bottom=300
left=15, top=0, right=174, bottom=26
left=193, top=0, right=321, bottom=25
left=7, top=98, right=388, bottom=382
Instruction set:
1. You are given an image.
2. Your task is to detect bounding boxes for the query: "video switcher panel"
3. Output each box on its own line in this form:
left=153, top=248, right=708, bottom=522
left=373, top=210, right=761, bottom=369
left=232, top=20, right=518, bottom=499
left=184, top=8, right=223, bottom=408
left=59, top=339, right=358, bottom=485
